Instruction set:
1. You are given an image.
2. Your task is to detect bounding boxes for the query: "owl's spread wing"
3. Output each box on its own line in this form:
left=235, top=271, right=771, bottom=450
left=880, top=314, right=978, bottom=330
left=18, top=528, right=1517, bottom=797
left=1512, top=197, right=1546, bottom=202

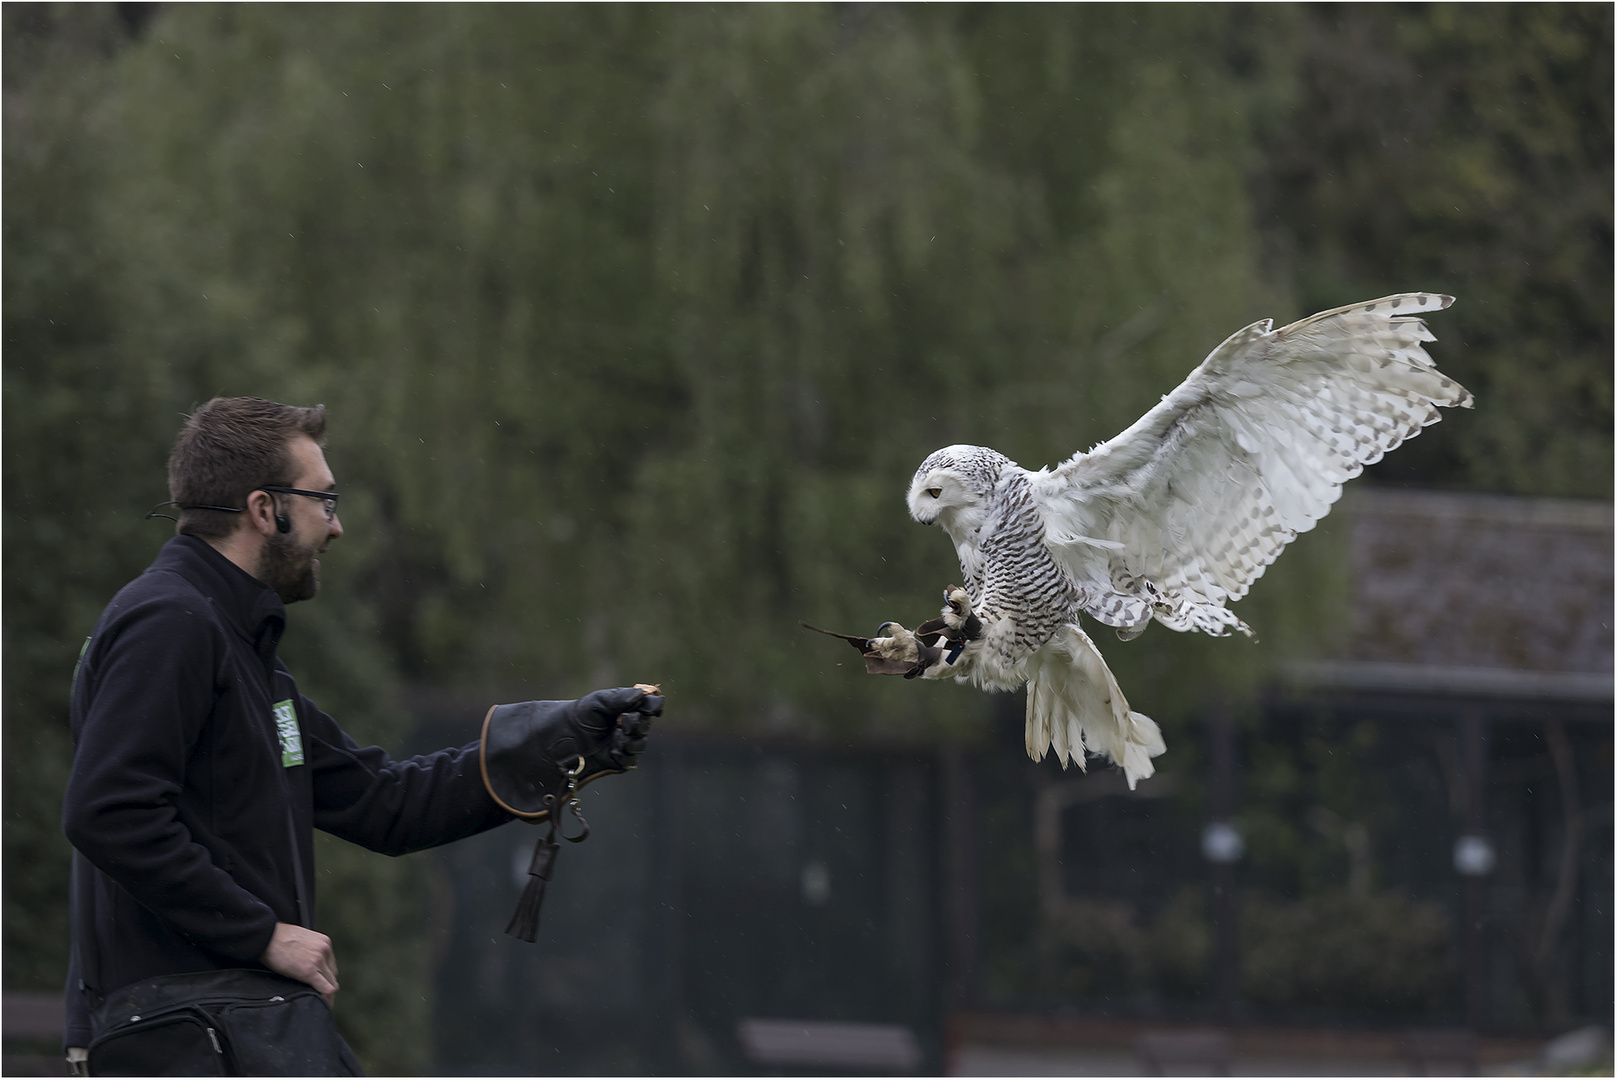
left=1028, top=293, right=1471, bottom=634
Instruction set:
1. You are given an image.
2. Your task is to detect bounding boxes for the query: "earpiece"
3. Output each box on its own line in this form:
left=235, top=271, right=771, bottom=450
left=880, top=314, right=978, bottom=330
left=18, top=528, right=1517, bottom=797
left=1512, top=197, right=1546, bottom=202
left=258, top=488, right=291, bottom=533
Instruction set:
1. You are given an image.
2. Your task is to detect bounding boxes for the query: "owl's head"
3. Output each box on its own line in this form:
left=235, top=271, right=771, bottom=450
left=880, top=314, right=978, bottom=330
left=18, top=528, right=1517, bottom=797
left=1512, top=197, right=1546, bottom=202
left=907, top=444, right=1011, bottom=532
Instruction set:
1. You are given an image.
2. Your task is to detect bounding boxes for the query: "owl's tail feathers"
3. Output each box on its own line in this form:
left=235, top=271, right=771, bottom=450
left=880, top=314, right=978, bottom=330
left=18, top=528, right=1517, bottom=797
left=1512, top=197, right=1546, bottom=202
left=1024, top=624, right=1166, bottom=790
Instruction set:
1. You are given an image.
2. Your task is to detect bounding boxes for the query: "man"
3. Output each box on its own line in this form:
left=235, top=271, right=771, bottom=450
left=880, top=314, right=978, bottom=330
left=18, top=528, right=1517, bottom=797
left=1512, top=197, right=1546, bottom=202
left=61, top=397, right=658, bottom=1071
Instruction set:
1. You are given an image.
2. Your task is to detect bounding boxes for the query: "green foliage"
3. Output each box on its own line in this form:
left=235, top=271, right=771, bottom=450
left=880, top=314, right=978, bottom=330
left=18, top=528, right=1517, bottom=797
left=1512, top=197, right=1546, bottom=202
left=1256, top=2, right=1614, bottom=497
left=5, top=0, right=1609, bottom=1063
left=1240, top=888, right=1454, bottom=1013
left=1018, top=884, right=1212, bottom=1003
left=2, top=0, right=178, bottom=995
left=1236, top=707, right=1459, bottom=1016
left=1242, top=711, right=1397, bottom=897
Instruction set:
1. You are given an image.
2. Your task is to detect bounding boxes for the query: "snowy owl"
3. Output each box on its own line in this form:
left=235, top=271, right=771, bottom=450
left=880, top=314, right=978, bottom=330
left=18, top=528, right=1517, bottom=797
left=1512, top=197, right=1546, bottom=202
left=873, top=293, right=1471, bottom=788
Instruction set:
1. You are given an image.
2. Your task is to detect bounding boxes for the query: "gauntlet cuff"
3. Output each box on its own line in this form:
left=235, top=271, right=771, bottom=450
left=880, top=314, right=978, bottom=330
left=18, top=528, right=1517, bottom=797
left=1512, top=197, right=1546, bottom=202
left=478, top=702, right=627, bottom=821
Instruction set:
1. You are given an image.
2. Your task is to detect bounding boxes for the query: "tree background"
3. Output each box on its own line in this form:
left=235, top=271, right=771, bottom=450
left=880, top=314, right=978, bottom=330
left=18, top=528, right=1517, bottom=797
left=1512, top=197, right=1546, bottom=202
left=5, top=3, right=1609, bottom=1071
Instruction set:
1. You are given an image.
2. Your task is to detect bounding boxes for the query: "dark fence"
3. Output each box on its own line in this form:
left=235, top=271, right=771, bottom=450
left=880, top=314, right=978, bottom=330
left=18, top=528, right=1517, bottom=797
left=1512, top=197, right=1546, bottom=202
left=422, top=679, right=1611, bottom=1073
left=425, top=733, right=946, bottom=1075
left=972, top=683, right=1613, bottom=1035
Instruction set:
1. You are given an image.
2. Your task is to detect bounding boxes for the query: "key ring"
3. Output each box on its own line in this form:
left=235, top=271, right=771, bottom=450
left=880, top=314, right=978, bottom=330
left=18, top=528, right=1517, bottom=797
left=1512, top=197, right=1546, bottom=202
left=543, top=755, right=591, bottom=843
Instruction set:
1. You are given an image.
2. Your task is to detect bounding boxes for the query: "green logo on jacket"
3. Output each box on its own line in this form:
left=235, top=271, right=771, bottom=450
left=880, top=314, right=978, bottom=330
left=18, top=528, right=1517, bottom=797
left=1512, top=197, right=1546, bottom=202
left=273, top=699, right=304, bottom=767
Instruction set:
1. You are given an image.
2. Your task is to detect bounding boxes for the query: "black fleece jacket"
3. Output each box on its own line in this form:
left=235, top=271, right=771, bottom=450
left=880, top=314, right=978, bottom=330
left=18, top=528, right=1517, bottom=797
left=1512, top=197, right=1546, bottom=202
left=62, top=535, right=512, bottom=1047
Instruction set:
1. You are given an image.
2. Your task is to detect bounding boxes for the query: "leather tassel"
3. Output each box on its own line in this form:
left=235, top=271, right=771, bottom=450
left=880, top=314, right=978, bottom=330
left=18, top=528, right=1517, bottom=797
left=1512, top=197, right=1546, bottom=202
left=505, top=830, right=560, bottom=942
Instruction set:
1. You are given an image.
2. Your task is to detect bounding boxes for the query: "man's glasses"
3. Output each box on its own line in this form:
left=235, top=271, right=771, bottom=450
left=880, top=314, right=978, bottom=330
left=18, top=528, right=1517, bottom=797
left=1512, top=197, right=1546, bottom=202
left=260, top=486, right=341, bottom=522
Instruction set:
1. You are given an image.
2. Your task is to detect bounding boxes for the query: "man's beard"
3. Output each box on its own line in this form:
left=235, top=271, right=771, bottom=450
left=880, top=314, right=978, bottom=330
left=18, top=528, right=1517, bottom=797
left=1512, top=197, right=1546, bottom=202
left=258, top=530, right=321, bottom=603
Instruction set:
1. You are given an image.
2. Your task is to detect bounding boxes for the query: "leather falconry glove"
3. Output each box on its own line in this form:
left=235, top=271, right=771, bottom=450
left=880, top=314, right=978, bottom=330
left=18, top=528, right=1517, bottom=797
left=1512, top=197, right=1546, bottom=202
left=479, top=686, right=662, bottom=820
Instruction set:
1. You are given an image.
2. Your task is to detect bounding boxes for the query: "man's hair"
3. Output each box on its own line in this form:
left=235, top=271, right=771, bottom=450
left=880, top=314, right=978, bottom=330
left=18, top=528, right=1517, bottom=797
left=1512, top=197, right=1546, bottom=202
left=168, top=397, right=327, bottom=539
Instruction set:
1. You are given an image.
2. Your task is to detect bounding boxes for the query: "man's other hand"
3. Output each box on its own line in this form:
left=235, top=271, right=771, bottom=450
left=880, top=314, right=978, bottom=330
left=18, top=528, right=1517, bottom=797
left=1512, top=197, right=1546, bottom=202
left=261, top=921, right=339, bottom=1005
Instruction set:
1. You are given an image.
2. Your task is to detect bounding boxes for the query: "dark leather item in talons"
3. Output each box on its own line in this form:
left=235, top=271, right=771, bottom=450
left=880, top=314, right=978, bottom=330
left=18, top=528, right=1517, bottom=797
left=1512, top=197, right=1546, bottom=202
left=799, top=621, right=874, bottom=653
left=916, top=612, right=982, bottom=644
left=904, top=643, right=944, bottom=679
left=802, top=620, right=952, bottom=677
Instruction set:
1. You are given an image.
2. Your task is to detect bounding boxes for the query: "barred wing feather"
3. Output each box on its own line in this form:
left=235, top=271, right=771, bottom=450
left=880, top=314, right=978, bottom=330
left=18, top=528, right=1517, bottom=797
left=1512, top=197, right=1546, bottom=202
left=1030, top=293, right=1472, bottom=637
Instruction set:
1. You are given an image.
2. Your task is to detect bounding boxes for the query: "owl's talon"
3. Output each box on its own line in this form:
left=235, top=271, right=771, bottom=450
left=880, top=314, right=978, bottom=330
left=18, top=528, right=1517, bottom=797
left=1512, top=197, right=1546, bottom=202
left=940, top=586, right=983, bottom=641
left=868, top=622, right=918, bottom=660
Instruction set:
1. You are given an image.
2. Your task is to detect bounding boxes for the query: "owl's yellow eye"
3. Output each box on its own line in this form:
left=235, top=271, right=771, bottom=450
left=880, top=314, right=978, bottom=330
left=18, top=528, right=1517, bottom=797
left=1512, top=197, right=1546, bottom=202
left=927, top=488, right=942, bottom=498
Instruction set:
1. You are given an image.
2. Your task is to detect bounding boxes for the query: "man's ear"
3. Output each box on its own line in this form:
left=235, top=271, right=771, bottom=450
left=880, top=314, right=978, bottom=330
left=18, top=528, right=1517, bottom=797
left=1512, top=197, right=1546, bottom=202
left=242, top=488, right=281, bottom=537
